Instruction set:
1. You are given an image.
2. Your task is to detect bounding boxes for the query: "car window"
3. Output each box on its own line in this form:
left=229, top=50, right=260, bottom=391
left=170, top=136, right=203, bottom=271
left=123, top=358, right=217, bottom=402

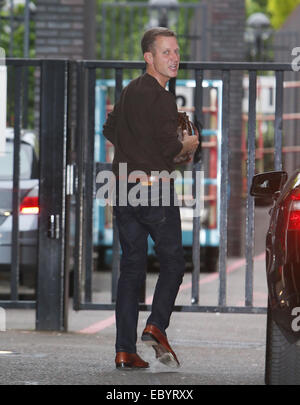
left=0, top=141, right=34, bottom=180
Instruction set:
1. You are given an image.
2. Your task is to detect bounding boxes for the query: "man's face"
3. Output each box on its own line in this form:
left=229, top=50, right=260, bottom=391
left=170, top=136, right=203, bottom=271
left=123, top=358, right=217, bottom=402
left=146, top=35, right=180, bottom=85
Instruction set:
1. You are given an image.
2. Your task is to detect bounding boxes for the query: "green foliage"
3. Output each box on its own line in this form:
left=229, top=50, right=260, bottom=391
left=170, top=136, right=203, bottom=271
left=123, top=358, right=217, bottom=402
left=246, top=0, right=269, bottom=18
left=0, top=3, right=37, bottom=128
left=96, top=0, right=200, bottom=63
left=0, top=3, right=35, bottom=58
left=246, top=0, right=300, bottom=28
left=267, top=0, right=300, bottom=28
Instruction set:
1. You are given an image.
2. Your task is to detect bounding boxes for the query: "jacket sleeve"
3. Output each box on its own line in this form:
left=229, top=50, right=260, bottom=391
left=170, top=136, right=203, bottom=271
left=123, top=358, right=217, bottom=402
left=153, top=92, right=183, bottom=160
left=102, top=102, right=119, bottom=145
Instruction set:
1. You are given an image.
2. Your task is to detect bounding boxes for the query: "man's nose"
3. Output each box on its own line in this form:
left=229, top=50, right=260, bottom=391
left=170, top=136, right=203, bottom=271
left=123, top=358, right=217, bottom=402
left=171, top=52, right=179, bottom=61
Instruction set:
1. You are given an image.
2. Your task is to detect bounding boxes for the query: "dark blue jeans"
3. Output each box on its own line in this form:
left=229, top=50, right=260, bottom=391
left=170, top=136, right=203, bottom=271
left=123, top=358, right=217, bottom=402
left=114, top=182, right=185, bottom=353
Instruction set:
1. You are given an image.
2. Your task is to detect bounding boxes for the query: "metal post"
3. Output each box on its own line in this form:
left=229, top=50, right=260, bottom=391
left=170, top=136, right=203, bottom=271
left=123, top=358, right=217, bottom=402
left=73, top=62, right=85, bottom=311
left=218, top=70, right=230, bottom=307
left=274, top=70, right=284, bottom=171
left=245, top=70, right=257, bottom=307
left=84, top=67, right=96, bottom=303
left=191, top=69, right=203, bottom=305
left=11, top=66, right=22, bottom=301
left=22, top=0, right=30, bottom=128
left=111, top=68, right=122, bottom=303
left=36, top=60, right=68, bottom=331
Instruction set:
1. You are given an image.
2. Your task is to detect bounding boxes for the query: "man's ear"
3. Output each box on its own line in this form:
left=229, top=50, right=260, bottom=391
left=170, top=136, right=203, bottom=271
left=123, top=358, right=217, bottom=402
left=144, top=52, right=153, bottom=65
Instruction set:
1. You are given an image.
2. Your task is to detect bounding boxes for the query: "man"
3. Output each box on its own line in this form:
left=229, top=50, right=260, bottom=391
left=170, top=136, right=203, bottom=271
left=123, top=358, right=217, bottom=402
left=103, top=27, right=199, bottom=369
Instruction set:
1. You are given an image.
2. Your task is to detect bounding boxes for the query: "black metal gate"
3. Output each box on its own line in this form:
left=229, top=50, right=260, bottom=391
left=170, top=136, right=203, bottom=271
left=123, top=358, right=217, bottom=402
left=72, top=60, right=293, bottom=317
left=0, top=59, right=294, bottom=331
left=0, top=58, right=69, bottom=331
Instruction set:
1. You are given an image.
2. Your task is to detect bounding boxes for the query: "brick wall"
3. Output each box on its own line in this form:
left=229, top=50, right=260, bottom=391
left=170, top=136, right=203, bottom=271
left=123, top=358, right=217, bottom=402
left=34, top=0, right=96, bottom=145
left=274, top=6, right=300, bottom=175
left=35, top=0, right=96, bottom=59
left=204, top=0, right=246, bottom=256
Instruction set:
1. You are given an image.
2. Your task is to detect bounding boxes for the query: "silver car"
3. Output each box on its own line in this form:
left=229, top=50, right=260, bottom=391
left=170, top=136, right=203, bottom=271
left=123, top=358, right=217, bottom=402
left=0, top=128, right=39, bottom=282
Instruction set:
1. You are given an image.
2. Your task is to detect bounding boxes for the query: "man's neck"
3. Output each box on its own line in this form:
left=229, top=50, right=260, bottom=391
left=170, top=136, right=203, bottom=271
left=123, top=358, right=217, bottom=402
left=146, top=68, right=168, bottom=88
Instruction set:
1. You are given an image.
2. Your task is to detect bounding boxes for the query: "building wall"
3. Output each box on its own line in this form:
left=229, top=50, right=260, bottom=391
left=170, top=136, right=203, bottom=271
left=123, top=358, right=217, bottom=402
left=202, top=0, right=246, bottom=257
left=35, top=0, right=96, bottom=59
left=274, top=5, right=300, bottom=175
left=34, top=0, right=96, bottom=150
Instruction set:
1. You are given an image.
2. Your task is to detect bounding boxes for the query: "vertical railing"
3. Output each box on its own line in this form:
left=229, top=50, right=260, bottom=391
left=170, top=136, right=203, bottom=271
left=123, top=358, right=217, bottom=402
left=73, top=62, right=84, bottom=310
left=36, top=60, right=69, bottom=331
left=111, top=68, right=123, bottom=303
left=10, top=65, right=22, bottom=301
left=274, top=71, right=284, bottom=171
left=191, top=68, right=204, bottom=305
left=218, top=69, right=230, bottom=308
left=84, top=67, right=96, bottom=302
left=245, top=70, right=257, bottom=308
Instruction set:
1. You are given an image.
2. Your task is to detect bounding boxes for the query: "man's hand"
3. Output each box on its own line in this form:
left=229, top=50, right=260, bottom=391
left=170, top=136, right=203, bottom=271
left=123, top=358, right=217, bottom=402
left=173, top=130, right=199, bottom=164
left=177, top=130, right=199, bottom=157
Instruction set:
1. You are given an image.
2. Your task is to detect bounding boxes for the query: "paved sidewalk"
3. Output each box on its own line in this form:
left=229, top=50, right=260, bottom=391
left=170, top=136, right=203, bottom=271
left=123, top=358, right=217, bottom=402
left=0, top=255, right=268, bottom=386
left=0, top=310, right=267, bottom=385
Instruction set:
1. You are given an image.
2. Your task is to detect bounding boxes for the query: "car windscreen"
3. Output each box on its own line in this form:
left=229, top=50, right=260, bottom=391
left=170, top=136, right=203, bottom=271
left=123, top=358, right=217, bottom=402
left=0, top=141, right=34, bottom=180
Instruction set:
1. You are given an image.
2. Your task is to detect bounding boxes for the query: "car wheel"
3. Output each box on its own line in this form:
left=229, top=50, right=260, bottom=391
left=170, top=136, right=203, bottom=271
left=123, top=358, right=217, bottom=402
left=265, top=304, right=300, bottom=385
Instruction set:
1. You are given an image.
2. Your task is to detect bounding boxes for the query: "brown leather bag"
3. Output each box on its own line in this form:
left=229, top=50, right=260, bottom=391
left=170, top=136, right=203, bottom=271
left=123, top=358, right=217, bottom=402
left=173, top=111, right=197, bottom=164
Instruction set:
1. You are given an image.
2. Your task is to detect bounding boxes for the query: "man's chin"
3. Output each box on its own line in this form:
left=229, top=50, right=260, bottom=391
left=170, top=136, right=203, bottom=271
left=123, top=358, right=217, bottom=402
left=168, top=71, right=178, bottom=78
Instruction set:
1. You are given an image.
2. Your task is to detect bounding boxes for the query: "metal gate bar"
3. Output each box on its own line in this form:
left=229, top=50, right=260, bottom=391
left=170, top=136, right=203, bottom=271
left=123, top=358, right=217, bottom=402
left=11, top=65, right=22, bottom=301
left=78, top=303, right=267, bottom=314
left=274, top=71, right=284, bottom=171
left=245, top=70, right=257, bottom=308
left=73, top=61, right=84, bottom=310
left=36, top=60, right=69, bottom=331
left=218, top=69, right=230, bottom=308
left=111, top=68, right=123, bottom=303
left=84, top=67, right=96, bottom=303
left=191, top=68, right=204, bottom=305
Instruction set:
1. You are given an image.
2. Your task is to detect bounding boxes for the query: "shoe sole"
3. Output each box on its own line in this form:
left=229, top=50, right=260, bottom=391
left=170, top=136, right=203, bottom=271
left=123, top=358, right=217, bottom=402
left=116, top=362, right=149, bottom=371
left=142, top=333, right=180, bottom=368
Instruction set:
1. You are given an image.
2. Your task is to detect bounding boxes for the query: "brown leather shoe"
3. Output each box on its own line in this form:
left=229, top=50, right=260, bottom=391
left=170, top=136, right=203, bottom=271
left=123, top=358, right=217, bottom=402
left=115, top=352, right=149, bottom=370
left=141, top=324, right=180, bottom=368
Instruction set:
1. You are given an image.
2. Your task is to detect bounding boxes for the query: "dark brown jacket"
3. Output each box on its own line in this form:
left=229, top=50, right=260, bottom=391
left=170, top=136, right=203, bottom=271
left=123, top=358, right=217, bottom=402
left=103, top=73, right=183, bottom=176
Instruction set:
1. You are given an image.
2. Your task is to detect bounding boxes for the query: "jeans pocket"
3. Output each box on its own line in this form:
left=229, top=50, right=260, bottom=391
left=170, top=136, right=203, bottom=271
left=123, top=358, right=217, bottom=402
left=138, top=205, right=166, bottom=225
